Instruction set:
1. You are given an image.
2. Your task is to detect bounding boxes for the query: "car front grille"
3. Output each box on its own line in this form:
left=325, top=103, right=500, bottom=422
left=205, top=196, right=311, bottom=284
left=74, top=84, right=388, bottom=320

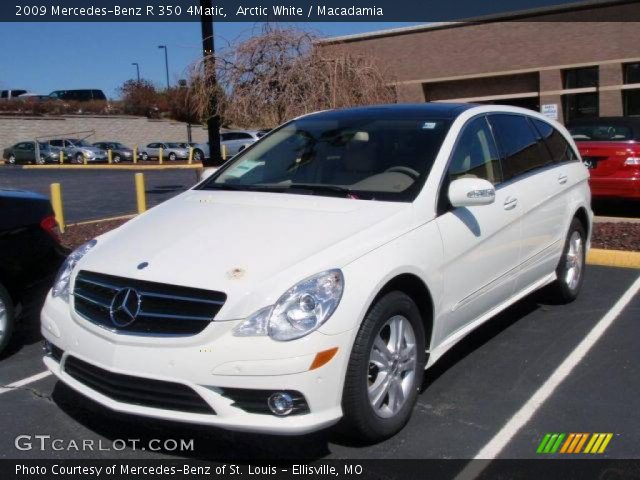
left=73, top=270, right=226, bottom=336
left=64, top=356, right=215, bottom=414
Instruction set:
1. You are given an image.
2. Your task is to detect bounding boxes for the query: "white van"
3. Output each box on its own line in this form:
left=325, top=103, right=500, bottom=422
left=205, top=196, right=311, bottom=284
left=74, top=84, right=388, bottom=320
left=41, top=104, right=592, bottom=441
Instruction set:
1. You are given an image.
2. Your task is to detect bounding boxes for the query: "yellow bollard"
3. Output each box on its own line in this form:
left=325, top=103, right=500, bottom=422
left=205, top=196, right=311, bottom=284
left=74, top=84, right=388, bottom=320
left=133, top=145, right=138, bottom=164
left=188, top=147, right=194, bottom=165
left=50, top=183, right=65, bottom=234
left=59, top=151, right=64, bottom=164
left=135, top=173, right=147, bottom=214
left=108, top=149, right=112, bottom=164
left=221, top=144, right=227, bottom=161
left=158, top=147, right=163, bottom=165
left=83, top=153, right=87, bottom=165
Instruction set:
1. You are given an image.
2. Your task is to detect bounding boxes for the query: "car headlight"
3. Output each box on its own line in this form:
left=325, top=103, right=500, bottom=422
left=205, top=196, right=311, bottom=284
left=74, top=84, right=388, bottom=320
left=52, top=239, right=97, bottom=301
left=233, top=269, right=344, bottom=341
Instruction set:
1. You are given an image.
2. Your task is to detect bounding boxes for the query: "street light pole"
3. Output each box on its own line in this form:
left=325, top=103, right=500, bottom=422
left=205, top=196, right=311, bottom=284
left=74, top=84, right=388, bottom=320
left=131, top=62, right=140, bottom=82
left=157, top=45, right=170, bottom=89
left=200, top=0, right=223, bottom=166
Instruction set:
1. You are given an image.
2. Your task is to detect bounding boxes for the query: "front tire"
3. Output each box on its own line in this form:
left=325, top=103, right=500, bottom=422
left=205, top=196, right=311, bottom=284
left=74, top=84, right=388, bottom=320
left=74, top=153, right=84, bottom=164
left=113, top=154, right=121, bottom=163
left=341, top=291, right=426, bottom=442
left=193, top=149, right=203, bottom=162
left=549, top=218, right=586, bottom=303
left=141, top=152, right=149, bottom=161
left=0, top=284, right=15, bottom=355
left=7, top=155, right=16, bottom=165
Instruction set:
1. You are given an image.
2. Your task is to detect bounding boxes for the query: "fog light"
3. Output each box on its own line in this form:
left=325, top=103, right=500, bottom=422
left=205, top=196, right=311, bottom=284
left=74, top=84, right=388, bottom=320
left=42, top=340, right=52, bottom=355
left=268, top=392, right=294, bottom=416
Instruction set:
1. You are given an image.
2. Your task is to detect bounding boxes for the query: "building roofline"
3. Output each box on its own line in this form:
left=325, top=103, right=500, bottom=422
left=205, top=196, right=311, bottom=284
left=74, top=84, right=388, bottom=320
left=317, top=0, right=634, bottom=44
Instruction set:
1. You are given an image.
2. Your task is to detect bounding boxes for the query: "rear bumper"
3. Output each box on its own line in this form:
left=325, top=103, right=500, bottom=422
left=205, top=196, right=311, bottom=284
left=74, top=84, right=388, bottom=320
left=589, top=177, right=640, bottom=199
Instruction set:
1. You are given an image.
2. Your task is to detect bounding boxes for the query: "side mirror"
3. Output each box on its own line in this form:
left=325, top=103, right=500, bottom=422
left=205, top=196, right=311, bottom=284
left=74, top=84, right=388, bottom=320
left=448, top=177, right=496, bottom=208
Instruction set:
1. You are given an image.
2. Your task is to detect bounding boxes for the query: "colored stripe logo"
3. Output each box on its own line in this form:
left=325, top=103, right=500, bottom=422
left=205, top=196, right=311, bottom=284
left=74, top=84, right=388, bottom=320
left=537, top=433, right=613, bottom=454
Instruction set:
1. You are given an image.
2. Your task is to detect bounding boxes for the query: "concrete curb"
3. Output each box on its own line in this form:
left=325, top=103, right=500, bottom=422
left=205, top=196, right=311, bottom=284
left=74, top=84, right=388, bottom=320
left=587, top=248, right=640, bottom=269
left=22, top=164, right=202, bottom=171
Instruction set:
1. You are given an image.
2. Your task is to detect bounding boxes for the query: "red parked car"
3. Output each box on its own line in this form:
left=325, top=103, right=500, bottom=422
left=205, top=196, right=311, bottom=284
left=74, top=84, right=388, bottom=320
left=567, top=117, right=640, bottom=199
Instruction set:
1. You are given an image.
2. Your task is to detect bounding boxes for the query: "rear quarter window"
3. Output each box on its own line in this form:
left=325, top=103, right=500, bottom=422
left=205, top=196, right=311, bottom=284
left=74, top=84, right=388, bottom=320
left=531, top=118, right=578, bottom=163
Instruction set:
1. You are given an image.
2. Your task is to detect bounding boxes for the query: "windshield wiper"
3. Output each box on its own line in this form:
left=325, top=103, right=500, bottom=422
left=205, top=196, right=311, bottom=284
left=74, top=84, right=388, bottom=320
left=283, top=183, right=357, bottom=198
left=200, top=183, right=284, bottom=193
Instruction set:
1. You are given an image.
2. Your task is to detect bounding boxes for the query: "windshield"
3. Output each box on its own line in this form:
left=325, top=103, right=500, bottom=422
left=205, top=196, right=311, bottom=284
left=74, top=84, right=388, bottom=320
left=569, top=123, right=635, bottom=141
left=200, top=115, right=451, bottom=201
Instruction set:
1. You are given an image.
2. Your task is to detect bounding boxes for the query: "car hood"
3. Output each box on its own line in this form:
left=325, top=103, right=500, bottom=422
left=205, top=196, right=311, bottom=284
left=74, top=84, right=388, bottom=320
left=77, top=189, right=415, bottom=319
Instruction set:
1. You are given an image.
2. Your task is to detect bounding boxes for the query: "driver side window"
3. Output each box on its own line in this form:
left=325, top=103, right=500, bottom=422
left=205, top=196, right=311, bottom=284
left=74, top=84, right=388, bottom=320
left=448, top=116, right=503, bottom=185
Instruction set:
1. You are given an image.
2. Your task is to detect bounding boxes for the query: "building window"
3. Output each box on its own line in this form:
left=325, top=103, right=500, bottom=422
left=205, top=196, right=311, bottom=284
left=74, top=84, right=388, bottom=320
left=623, top=63, right=640, bottom=116
left=563, top=66, right=599, bottom=89
left=624, top=63, right=640, bottom=85
left=562, top=66, right=599, bottom=122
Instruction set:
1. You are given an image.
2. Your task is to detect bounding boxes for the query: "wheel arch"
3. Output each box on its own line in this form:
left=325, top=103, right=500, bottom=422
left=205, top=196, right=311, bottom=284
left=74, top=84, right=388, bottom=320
left=369, top=273, right=435, bottom=352
left=573, top=206, right=591, bottom=238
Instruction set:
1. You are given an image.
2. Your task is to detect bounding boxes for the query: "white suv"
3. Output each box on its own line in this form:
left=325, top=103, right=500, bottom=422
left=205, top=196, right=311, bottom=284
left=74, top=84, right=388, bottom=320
left=41, top=104, right=591, bottom=441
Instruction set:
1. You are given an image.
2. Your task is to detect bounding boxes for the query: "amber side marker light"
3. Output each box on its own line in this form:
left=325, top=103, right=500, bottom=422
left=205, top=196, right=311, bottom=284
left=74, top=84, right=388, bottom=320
left=309, top=347, right=339, bottom=371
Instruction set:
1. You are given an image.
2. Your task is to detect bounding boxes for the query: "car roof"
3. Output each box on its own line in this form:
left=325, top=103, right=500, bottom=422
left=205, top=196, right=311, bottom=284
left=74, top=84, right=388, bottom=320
left=301, top=103, right=476, bottom=121
left=0, top=188, right=48, bottom=201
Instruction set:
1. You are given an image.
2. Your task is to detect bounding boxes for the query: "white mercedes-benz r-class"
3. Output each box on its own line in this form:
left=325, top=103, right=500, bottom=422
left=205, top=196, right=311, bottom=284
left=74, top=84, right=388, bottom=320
left=42, top=104, right=592, bottom=441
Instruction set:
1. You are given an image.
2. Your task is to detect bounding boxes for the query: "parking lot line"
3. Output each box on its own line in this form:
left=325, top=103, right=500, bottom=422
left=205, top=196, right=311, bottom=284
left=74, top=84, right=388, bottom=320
left=0, top=370, right=51, bottom=395
left=456, top=274, right=640, bottom=470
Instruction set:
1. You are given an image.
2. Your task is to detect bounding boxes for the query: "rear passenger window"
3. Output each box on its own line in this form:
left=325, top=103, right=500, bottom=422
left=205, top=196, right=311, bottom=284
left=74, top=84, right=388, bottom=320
left=489, top=114, right=547, bottom=181
left=531, top=118, right=578, bottom=163
left=448, top=116, right=503, bottom=185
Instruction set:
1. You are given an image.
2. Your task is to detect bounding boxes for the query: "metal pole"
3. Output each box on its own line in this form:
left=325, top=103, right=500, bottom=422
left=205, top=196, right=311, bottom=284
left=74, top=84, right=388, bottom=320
left=158, top=46, right=170, bottom=89
left=132, top=62, right=140, bottom=82
left=200, top=0, right=223, bottom=167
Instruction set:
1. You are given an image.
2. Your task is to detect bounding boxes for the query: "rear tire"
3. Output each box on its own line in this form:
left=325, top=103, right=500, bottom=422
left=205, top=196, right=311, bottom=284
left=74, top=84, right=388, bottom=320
left=340, top=291, right=426, bottom=442
left=113, top=154, right=121, bottom=163
left=169, top=152, right=177, bottom=162
left=549, top=218, right=586, bottom=303
left=0, top=284, right=15, bottom=355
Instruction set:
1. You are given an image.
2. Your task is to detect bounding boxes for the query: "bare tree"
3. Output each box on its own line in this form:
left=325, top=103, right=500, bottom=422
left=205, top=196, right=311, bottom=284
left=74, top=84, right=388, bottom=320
left=189, top=26, right=396, bottom=129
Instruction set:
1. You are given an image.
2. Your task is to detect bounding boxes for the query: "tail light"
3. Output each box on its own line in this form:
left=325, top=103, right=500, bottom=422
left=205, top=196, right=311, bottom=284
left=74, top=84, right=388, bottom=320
left=40, top=215, right=61, bottom=242
left=624, top=157, right=640, bottom=167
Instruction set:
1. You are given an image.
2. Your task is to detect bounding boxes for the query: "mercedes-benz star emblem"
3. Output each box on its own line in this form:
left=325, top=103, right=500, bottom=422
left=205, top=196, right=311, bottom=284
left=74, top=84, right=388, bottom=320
left=109, top=288, right=141, bottom=328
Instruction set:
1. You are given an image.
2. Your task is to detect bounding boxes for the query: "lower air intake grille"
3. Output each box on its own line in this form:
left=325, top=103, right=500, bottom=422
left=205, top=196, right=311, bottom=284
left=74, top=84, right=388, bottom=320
left=73, top=270, right=226, bottom=335
left=65, top=356, right=215, bottom=414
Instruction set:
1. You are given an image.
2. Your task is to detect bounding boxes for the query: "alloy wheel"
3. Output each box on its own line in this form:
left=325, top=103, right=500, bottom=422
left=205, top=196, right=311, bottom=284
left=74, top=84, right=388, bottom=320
left=564, top=231, right=583, bottom=291
left=368, top=315, right=418, bottom=418
left=0, top=296, right=6, bottom=341
left=8, top=155, right=15, bottom=165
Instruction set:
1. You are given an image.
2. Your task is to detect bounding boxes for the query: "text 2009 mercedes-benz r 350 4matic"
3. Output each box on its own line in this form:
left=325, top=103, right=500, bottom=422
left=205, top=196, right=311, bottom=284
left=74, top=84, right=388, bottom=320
left=41, top=104, right=592, bottom=441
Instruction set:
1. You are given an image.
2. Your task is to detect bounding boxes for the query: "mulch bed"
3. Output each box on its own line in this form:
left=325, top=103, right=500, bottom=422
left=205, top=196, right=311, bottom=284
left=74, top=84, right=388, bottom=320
left=61, top=218, right=640, bottom=253
left=61, top=219, right=129, bottom=250
left=591, top=222, right=640, bottom=252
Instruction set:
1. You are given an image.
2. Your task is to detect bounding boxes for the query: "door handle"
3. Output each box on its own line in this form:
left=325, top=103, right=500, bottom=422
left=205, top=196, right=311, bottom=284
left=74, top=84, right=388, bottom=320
left=503, top=197, right=518, bottom=210
left=558, top=173, right=568, bottom=184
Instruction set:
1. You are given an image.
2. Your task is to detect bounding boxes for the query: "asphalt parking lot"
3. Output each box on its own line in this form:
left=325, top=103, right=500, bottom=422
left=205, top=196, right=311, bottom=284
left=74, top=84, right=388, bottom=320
left=0, top=265, right=638, bottom=462
left=0, top=168, right=201, bottom=223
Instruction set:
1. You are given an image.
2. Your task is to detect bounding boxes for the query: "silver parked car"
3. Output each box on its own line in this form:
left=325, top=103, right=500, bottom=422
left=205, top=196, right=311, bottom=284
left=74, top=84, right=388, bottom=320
left=92, top=142, right=135, bottom=163
left=140, top=142, right=189, bottom=161
left=191, top=130, right=269, bottom=161
left=49, top=139, right=107, bottom=164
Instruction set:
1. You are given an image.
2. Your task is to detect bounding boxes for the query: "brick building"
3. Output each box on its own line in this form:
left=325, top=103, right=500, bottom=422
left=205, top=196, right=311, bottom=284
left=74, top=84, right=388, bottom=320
left=318, top=0, right=640, bottom=124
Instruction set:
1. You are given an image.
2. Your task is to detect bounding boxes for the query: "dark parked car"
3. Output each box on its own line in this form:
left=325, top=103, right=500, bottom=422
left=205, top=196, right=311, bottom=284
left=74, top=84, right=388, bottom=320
left=48, top=89, right=107, bottom=102
left=2, top=142, right=67, bottom=165
left=92, top=142, right=135, bottom=163
left=568, top=117, right=640, bottom=199
left=0, top=189, right=66, bottom=354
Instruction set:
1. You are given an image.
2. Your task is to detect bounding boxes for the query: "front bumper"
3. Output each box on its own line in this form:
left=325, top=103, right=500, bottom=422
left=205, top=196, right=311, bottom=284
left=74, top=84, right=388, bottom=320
left=41, top=294, right=353, bottom=435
